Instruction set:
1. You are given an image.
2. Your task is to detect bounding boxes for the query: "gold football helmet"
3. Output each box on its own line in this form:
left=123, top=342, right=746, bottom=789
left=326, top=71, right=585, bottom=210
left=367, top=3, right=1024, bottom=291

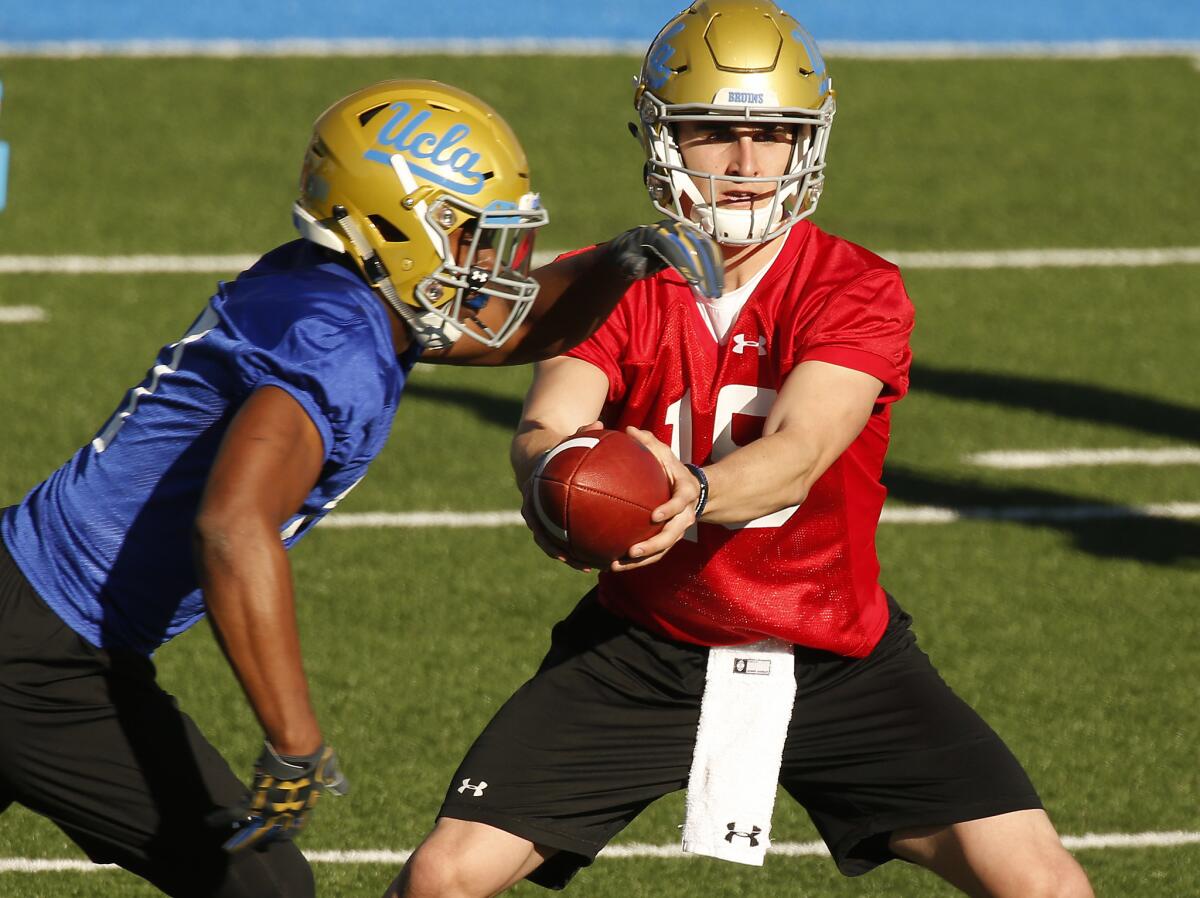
left=633, top=1, right=835, bottom=245
left=293, top=80, right=548, bottom=348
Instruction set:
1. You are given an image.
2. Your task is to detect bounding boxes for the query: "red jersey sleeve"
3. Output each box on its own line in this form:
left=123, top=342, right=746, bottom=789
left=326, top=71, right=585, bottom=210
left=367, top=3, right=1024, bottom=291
left=798, top=270, right=914, bottom=402
left=564, top=294, right=631, bottom=401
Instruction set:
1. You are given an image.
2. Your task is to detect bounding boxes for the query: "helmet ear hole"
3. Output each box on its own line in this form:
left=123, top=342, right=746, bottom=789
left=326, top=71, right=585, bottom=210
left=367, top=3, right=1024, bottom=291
left=367, top=214, right=410, bottom=243
left=357, top=104, right=390, bottom=127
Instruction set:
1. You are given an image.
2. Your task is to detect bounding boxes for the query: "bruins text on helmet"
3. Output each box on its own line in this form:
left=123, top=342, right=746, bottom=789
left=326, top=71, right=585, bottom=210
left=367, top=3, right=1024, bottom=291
left=633, top=1, right=835, bottom=245
left=293, top=80, right=549, bottom=349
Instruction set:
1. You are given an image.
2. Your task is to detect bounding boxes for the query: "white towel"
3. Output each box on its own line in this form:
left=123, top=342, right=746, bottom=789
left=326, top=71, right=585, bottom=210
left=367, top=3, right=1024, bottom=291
left=681, top=639, right=796, bottom=866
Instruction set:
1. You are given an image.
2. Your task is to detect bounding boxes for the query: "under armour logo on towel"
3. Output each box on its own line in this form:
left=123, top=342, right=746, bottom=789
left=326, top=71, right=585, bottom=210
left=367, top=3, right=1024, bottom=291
left=725, top=822, right=762, bottom=846
left=457, top=778, right=488, bottom=797
left=732, top=334, right=766, bottom=355
left=733, top=658, right=771, bottom=675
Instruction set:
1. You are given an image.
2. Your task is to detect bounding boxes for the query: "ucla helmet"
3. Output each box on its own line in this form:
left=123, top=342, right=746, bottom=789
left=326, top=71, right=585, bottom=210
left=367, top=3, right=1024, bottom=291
left=293, top=80, right=548, bottom=349
left=634, top=1, right=835, bottom=245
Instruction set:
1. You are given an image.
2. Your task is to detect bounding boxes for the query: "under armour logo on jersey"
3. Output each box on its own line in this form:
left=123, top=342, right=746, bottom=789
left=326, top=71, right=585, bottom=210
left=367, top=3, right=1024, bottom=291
left=732, top=334, right=766, bottom=356
left=725, top=822, right=762, bottom=847
left=457, top=778, right=488, bottom=797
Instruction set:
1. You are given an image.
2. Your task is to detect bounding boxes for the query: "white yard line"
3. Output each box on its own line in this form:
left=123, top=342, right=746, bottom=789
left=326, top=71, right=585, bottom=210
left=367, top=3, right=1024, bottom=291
left=1, top=39, right=1199, bottom=59
left=968, top=448, right=1200, bottom=469
left=0, top=305, right=46, bottom=323
left=1, top=246, right=1199, bottom=275
left=0, top=859, right=107, bottom=873
left=320, top=511, right=523, bottom=529
left=0, top=255, right=257, bottom=274
left=878, top=502, right=1200, bottom=524
left=3, top=830, right=1197, bottom=872
left=884, top=247, right=1200, bottom=269
left=316, top=503, right=1200, bottom=530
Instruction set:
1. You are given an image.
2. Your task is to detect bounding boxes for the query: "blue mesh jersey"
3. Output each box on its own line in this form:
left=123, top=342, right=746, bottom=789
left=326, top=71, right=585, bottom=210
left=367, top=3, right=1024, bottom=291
left=1, top=240, right=421, bottom=655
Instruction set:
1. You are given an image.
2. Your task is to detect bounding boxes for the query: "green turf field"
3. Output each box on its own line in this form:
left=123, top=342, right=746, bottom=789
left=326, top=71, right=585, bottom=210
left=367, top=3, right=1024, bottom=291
left=0, top=54, right=1197, bottom=897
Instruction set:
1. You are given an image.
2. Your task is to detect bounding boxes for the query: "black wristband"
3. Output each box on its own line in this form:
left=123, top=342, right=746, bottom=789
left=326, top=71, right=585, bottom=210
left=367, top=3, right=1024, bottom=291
left=261, top=740, right=324, bottom=776
left=683, top=463, right=709, bottom=518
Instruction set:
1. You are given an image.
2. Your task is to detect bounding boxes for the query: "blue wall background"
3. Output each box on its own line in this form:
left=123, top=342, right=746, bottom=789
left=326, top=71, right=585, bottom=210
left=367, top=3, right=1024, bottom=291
left=1, top=1, right=1197, bottom=44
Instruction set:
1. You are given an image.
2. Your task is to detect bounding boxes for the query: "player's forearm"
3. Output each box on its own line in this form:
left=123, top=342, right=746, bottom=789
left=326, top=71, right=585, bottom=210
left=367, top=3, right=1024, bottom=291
left=507, top=248, right=632, bottom=364
left=510, top=420, right=572, bottom=488
left=193, top=517, right=321, bottom=756
left=697, top=431, right=822, bottom=525
left=508, top=221, right=723, bottom=364
left=696, top=363, right=882, bottom=525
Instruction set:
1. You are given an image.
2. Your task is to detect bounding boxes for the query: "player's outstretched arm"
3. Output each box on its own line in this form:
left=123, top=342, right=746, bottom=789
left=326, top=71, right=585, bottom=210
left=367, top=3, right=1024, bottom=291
left=698, top=361, right=885, bottom=526
left=193, top=385, right=347, bottom=850
left=429, top=221, right=722, bottom=366
left=611, top=363, right=882, bottom=573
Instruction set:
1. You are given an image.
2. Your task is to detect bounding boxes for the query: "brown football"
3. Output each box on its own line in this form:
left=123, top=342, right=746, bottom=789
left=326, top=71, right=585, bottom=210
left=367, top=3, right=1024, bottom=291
left=532, top=430, right=671, bottom=566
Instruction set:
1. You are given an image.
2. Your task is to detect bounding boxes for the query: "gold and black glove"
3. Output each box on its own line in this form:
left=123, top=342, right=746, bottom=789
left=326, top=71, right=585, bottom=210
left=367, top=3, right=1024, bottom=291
left=217, top=741, right=348, bottom=852
left=606, top=220, right=724, bottom=299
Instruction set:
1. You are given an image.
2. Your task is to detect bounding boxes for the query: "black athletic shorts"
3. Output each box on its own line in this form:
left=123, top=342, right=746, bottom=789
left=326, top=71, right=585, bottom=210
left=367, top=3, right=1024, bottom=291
left=439, top=589, right=1042, bottom=889
left=0, top=533, right=313, bottom=898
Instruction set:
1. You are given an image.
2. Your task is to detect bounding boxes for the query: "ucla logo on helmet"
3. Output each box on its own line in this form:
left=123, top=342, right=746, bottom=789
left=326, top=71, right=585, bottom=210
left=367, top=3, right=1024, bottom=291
left=645, top=21, right=686, bottom=90
left=363, top=102, right=487, bottom=195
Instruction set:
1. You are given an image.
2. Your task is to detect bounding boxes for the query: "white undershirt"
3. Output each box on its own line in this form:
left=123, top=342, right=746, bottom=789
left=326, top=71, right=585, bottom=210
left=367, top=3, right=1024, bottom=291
left=693, top=240, right=785, bottom=344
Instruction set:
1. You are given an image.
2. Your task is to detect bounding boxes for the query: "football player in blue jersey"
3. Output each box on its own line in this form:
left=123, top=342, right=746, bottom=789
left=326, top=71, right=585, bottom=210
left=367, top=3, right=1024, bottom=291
left=0, top=79, right=720, bottom=898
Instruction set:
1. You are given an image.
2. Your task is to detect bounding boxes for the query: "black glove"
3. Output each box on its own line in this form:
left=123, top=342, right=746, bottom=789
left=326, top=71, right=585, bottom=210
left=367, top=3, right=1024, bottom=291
left=606, top=220, right=724, bottom=299
left=217, top=741, right=348, bottom=852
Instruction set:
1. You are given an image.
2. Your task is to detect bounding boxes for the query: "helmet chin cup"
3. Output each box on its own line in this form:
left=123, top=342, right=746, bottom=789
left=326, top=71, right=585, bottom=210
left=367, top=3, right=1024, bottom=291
left=690, top=203, right=783, bottom=243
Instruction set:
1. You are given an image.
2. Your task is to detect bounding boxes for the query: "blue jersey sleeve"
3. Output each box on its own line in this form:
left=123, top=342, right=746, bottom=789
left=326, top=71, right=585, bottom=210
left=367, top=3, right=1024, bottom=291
left=216, top=270, right=401, bottom=471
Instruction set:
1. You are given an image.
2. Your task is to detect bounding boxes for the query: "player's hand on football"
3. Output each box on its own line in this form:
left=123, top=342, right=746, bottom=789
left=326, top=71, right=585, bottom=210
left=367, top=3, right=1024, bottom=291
left=605, top=220, right=724, bottom=300
left=611, top=426, right=701, bottom=572
left=215, top=741, right=348, bottom=852
left=519, top=423, right=605, bottom=572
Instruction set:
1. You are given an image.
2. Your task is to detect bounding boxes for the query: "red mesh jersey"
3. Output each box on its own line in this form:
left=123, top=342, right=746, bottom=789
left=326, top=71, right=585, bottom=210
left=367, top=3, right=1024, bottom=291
left=566, top=221, right=914, bottom=657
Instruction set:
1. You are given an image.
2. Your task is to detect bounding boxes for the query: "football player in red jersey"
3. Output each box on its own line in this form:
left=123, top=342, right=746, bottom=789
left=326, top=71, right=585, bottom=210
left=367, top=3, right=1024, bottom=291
left=388, top=4, right=1093, bottom=898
